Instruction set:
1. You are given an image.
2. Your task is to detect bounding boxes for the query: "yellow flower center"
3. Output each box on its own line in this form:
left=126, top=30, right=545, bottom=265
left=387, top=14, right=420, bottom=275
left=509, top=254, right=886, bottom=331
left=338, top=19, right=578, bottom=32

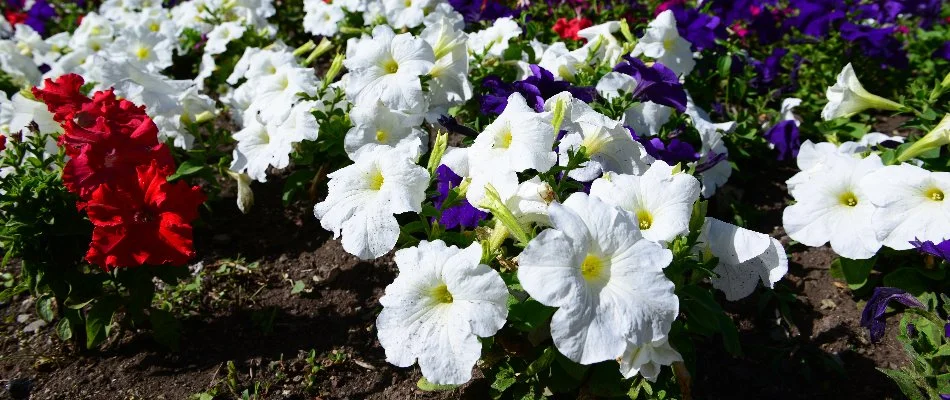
left=926, top=187, right=944, bottom=202
left=663, top=39, right=675, bottom=50
left=431, top=284, right=453, bottom=304
left=368, top=169, right=384, bottom=190
left=375, top=130, right=389, bottom=143
left=149, top=22, right=160, bottom=32
left=268, top=65, right=277, bottom=74
left=135, top=47, right=150, bottom=60
left=497, top=128, right=513, bottom=149
left=636, top=209, right=653, bottom=230
left=383, top=59, right=399, bottom=74
left=580, top=254, right=605, bottom=282
left=839, top=191, right=858, bottom=207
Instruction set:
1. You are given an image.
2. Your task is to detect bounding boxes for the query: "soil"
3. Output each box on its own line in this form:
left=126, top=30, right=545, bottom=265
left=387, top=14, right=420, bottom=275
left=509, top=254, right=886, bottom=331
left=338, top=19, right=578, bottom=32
left=0, top=163, right=910, bottom=400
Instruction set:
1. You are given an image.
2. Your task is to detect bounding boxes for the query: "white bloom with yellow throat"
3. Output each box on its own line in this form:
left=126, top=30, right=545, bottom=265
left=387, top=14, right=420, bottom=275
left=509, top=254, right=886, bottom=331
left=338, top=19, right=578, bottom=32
left=518, top=193, right=678, bottom=364
left=377, top=240, right=508, bottom=385
left=862, top=163, right=950, bottom=250
left=314, top=146, right=429, bottom=260
left=590, top=161, right=700, bottom=245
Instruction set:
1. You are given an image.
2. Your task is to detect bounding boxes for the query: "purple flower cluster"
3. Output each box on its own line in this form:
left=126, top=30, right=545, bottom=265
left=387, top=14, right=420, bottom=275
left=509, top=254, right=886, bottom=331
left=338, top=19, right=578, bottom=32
left=480, top=65, right=595, bottom=116
left=840, top=22, right=908, bottom=69
left=665, top=5, right=726, bottom=52
left=613, top=56, right=688, bottom=112
left=6, top=0, right=55, bottom=35
left=433, top=165, right=487, bottom=230
left=448, top=0, right=517, bottom=25
left=860, top=287, right=925, bottom=343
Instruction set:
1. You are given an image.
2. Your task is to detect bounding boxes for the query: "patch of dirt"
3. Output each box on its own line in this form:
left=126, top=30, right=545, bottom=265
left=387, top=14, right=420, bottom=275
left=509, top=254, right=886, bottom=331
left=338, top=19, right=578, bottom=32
left=0, top=163, right=911, bottom=399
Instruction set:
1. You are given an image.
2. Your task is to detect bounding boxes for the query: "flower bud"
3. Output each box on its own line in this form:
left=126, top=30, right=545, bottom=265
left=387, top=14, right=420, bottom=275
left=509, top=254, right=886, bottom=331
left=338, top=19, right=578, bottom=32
left=898, top=113, right=950, bottom=162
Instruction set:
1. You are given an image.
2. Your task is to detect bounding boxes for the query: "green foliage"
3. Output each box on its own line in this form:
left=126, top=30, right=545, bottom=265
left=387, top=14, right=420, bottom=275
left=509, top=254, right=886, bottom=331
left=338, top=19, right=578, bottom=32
left=880, top=296, right=950, bottom=399
left=0, top=131, right=191, bottom=349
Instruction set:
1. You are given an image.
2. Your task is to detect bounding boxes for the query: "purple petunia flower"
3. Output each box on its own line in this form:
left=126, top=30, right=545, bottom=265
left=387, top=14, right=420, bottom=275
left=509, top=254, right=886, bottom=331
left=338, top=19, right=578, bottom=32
left=945, top=322, right=949, bottom=338
left=447, top=0, right=517, bottom=24
left=785, top=0, right=846, bottom=38
left=860, top=287, right=925, bottom=343
left=667, top=5, right=725, bottom=52
left=840, top=22, right=908, bottom=69
left=613, top=56, right=688, bottom=112
left=750, top=48, right=788, bottom=90
left=480, top=65, right=595, bottom=115
left=764, top=120, right=800, bottom=161
left=910, top=238, right=950, bottom=263
left=433, top=165, right=488, bottom=230
left=7, top=0, right=55, bottom=35
left=940, top=394, right=950, bottom=400
left=630, top=127, right=700, bottom=165
left=934, top=41, right=950, bottom=61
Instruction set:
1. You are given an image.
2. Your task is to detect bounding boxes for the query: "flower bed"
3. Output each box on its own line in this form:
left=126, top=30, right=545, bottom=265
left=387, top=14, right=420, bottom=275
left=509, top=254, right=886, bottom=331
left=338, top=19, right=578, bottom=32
left=0, top=0, right=948, bottom=399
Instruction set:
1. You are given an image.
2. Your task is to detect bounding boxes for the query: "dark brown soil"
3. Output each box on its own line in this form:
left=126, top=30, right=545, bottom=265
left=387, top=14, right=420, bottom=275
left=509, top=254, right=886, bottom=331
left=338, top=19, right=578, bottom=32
left=0, top=165, right=910, bottom=399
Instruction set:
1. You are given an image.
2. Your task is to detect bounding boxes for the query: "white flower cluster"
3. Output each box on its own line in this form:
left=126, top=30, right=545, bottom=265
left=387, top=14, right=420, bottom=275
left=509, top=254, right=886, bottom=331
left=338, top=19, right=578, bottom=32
left=305, top=10, right=786, bottom=385
left=783, top=139, right=949, bottom=260
left=783, top=63, right=949, bottom=261
left=225, top=45, right=323, bottom=183
left=0, top=0, right=279, bottom=149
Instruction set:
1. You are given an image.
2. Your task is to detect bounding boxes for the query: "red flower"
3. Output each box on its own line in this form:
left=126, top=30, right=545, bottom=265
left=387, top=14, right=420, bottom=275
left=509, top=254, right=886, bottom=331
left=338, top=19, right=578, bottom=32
left=85, top=162, right=206, bottom=270
left=4, top=11, right=27, bottom=26
left=0, top=135, right=6, bottom=151
left=34, top=75, right=174, bottom=198
left=553, top=17, right=593, bottom=41
left=32, top=74, right=90, bottom=123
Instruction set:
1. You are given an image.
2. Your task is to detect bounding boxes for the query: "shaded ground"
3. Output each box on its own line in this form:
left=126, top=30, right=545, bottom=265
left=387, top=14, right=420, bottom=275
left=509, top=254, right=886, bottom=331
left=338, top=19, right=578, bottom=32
left=0, top=163, right=909, bottom=399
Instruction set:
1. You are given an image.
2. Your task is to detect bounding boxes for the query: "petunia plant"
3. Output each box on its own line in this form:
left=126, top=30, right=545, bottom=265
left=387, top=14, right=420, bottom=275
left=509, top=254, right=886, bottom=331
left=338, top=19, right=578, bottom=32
left=0, top=74, right=208, bottom=350
left=309, top=8, right=793, bottom=395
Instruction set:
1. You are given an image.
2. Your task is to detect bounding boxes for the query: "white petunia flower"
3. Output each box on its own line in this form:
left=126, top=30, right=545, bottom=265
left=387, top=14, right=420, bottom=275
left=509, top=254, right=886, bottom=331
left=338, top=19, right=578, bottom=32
left=69, top=12, right=115, bottom=52
left=619, top=338, right=683, bottom=381
left=467, top=17, right=521, bottom=58
left=245, top=63, right=320, bottom=124
left=0, top=40, right=41, bottom=86
left=821, top=63, right=904, bottom=121
left=553, top=95, right=652, bottom=181
left=344, top=100, right=426, bottom=159
left=107, top=24, right=174, bottom=72
left=698, top=218, right=788, bottom=301
left=469, top=93, right=556, bottom=175
left=624, top=101, right=672, bottom=137
left=303, top=0, right=345, bottom=37
left=632, top=10, right=695, bottom=77
left=421, top=16, right=471, bottom=118
left=382, top=0, right=434, bottom=29
left=345, top=25, right=434, bottom=114
left=783, top=154, right=884, bottom=259
left=314, top=146, right=429, bottom=259
left=595, top=71, right=637, bottom=101
left=589, top=161, right=700, bottom=244
left=230, top=118, right=296, bottom=182
left=377, top=240, right=508, bottom=385
left=518, top=193, right=678, bottom=364
left=862, top=164, right=950, bottom=250
left=569, top=21, right=624, bottom=65
left=686, top=96, right=735, bottom=198
left=785, top=140, right=866, bottom=196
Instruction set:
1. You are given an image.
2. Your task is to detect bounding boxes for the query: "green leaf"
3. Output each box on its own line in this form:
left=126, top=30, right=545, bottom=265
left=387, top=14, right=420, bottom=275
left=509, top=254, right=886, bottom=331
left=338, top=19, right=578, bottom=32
left=55, top=318, right=72, bottom=341
left=417, top=377, right=458, bottom=392
left=524, top=346, right=557, bottom=377
left=36, top=295, right=55, bottom=322
left=834, top=257, right=876, bottom=290
left=167, top=161, right=206, bottom=182
left=878, top=368, right=926, bottom=400
left=291, top=280, right=306, bottom=295
left=85, top=298, right=117, bottom=349
left=281, top=169, right=316, bottom=206
left=490, top=362, right=518, bottom=395
left=508, top=298, right=555, bottom=332
left=150, top=309, right=181, bottom=351
left=882, top=268, right=928, bottom=296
